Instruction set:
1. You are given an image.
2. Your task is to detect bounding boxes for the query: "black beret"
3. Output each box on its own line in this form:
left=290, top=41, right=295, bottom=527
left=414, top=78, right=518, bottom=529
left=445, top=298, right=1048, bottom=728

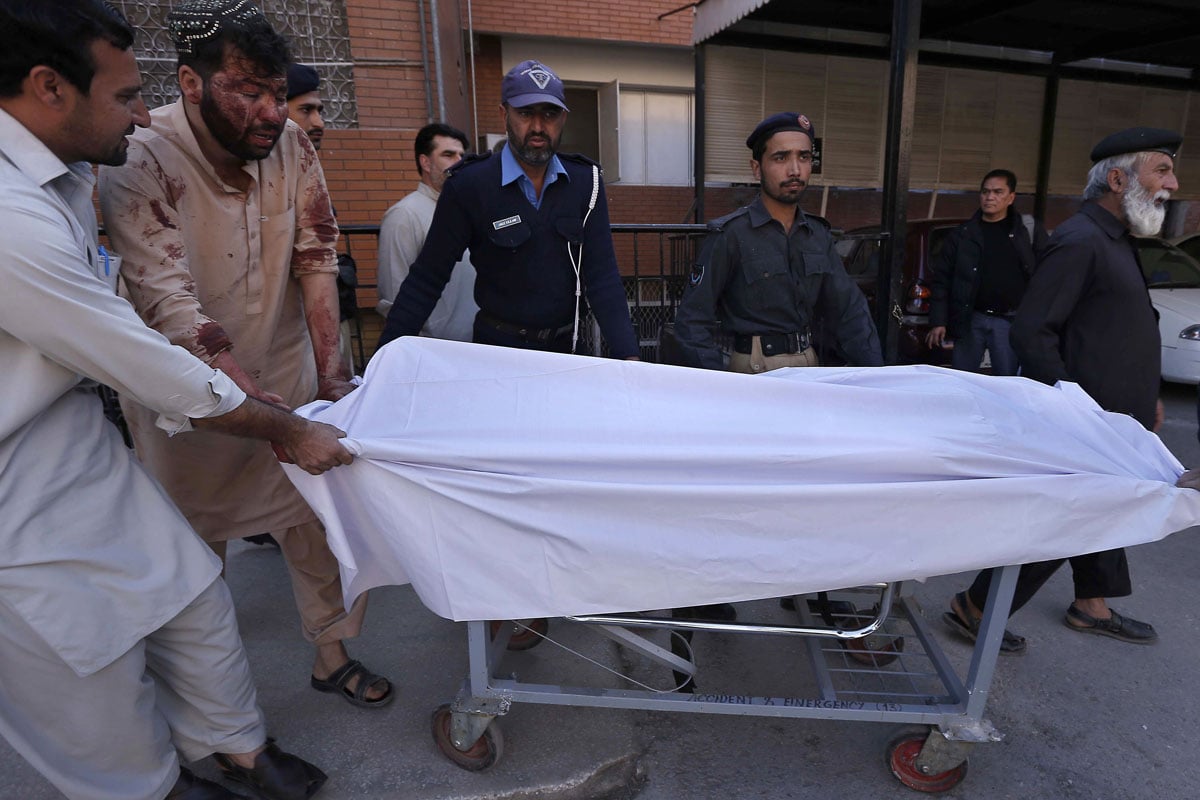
left=1090, top=127, right=1181, bottom=162
left=746, top=112, right=817, bottom=152
left=286, top=63, right=320, bottom=100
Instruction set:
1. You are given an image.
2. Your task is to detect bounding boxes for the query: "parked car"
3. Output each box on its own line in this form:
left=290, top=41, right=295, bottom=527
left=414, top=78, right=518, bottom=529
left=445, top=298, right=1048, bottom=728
left=1132, top=237, right=1200, bottom=384
left=832, top=219, right=964, bottom=365
left=1170, top=232, right=1200, bottom=263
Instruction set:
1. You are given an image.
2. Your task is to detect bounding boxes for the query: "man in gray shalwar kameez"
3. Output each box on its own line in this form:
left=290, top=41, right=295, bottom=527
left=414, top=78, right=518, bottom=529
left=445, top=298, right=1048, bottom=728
left=0, top=2, right=349, bottom=798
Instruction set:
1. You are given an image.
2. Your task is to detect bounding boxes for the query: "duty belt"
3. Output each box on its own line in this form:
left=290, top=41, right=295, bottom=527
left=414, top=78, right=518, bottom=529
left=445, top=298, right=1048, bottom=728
left=732, top=330, right=812, bottom=356
left=477, top=310, right=573, bottom=343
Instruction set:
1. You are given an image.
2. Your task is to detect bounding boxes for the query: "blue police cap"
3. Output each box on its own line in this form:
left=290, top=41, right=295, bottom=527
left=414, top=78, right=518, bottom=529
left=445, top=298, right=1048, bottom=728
left=1090, top=127, right=1182, bottom=162
left=746, top=112, right=817, bottom=152
left=501, top=60, right=569, bottom=111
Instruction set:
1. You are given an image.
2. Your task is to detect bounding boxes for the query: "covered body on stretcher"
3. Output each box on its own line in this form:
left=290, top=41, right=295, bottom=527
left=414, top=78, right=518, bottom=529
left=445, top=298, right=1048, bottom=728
left=283, top=338, right=1200, bottom=621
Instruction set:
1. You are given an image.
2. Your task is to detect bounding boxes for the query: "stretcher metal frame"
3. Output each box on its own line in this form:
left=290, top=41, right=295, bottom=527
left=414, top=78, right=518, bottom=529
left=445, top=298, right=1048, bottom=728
left=435, top=564, right=1020, bottom=792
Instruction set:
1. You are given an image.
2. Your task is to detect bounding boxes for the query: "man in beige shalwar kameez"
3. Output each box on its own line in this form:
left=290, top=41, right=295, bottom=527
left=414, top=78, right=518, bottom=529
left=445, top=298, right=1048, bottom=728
left=99, top=0, right=391, bottom=707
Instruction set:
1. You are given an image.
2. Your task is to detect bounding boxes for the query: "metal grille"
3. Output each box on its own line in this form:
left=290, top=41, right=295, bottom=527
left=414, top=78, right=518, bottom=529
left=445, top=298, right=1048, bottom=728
left=111, top=1, right=358, bottom=127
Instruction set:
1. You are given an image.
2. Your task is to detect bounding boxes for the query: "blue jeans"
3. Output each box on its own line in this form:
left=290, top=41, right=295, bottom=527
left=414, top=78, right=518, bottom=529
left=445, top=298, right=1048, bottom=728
left=952, top=311, right=1019, bottom=375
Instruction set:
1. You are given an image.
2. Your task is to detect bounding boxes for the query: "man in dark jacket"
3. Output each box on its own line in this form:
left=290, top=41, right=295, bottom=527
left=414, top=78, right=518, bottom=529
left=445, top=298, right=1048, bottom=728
left=945, top=127, right=1179, bottom=652
left=673, top=112, right=881, bottom=373
left=926, top=169, right=1045, bottom=374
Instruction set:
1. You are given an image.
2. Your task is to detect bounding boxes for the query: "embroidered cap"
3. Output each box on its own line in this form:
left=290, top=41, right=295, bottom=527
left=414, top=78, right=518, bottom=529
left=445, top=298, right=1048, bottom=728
left=286, top=63, right=320, bottom=100
left=167, top=0, right=267, bottom=55
left=746, top=112, right=817, bottom=152
left=501, top=60, right=569, bottom=111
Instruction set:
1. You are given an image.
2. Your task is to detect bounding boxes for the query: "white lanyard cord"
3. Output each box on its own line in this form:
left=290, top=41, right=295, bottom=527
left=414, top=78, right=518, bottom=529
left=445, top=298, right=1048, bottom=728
left=569, top=164, right=601, bottom=354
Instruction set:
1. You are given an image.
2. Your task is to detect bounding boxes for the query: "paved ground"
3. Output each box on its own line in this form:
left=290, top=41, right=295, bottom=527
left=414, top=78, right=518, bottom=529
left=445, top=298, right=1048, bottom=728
left=5, top=381, right=1200, bottom=799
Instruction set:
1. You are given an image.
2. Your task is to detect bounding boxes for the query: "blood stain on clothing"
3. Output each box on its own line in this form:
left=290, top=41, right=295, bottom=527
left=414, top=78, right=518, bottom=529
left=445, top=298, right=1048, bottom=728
left=195, top=321, right=234, bottom=357
left=149, top=199, right=177, bottom=230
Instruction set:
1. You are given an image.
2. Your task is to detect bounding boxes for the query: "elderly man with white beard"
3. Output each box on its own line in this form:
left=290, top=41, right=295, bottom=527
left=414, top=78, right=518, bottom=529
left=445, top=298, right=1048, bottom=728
left=942, top=127, right=1180, bottom=653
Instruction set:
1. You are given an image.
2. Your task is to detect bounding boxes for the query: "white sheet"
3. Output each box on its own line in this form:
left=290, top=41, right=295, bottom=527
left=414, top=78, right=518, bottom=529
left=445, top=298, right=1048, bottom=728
left=284, top=338, right=1200, bottom=621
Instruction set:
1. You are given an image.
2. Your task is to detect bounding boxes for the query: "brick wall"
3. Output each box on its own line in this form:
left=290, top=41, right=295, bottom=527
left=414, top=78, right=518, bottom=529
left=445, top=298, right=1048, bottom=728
left=345, top=0, right=431, bottom=128
left=466, top=0, right=692, bottom=47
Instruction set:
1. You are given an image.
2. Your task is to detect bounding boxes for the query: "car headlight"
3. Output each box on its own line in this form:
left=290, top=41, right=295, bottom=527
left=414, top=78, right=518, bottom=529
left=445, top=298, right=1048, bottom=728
left=1179, top=325, right=1200, bottom=341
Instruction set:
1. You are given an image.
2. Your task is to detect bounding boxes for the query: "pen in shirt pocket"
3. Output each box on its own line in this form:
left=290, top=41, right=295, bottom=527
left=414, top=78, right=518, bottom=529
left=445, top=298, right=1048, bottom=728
left=98, top=244, right=110, bottom=276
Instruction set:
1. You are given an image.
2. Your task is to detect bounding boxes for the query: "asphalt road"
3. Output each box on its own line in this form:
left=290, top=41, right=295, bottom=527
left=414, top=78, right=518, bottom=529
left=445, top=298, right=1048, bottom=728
left=4, top=381, right=1199, bottom=800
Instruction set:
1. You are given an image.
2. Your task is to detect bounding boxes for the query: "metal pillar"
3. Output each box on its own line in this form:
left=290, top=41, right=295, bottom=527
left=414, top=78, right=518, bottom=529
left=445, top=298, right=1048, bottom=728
left=1033, top=69, right=1060, bottom=224
left=693, top=44, right=707, bottom=224
left=877, top=0, right=921, bottom=364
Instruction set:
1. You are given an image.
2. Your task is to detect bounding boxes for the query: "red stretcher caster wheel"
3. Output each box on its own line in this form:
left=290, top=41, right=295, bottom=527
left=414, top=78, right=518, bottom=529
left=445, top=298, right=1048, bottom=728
left=431, top=704, right=504, bottom=771
left=885, top=727, right=968, bottom=793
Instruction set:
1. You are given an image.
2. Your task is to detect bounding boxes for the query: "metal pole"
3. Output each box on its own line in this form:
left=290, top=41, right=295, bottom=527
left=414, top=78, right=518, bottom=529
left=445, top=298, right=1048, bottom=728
left=430, top=0, right=447, bottom=122
left=878, top=0, right=921, bottom=364
left=467, top=0, right=479, bottom=149
left=417, top=0, right=434, bottom=123
left=693, top=44, right=706, bottom=224
left=1033, top=69, right=1059, bottom=225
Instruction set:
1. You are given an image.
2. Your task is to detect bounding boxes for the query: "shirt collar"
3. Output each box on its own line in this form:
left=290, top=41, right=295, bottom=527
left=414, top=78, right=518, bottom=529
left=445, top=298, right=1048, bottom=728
left=500, top=142, right=568, bottom=188
left=747, top=193, right=807, bottom=233
left=1081, top=199, right=1129, bottom=240
left=416, top=181, right=440, bottom=201
left=0, top=107, right=90, bottom=192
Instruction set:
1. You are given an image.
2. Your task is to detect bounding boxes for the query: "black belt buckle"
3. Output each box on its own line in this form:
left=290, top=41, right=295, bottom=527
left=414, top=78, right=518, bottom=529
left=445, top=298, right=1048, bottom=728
left=735, top=331, right=811, bottom=355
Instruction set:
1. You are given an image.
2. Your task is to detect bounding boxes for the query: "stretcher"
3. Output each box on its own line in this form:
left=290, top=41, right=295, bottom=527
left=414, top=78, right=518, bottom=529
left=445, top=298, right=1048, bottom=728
left=434, top=569, right=1018, bottom=793
left=281, top=340, right=1200, bottom=793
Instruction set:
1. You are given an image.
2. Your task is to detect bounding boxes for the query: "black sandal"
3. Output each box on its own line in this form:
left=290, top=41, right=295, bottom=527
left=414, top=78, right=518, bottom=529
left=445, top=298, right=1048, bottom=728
left=1064, top=605, right=1157, bottom=644
left=214, top=741, right=327, bottom=800
left=310, top=658, right=394, bottom=708
left=942, top=591, right=1027, bottom=654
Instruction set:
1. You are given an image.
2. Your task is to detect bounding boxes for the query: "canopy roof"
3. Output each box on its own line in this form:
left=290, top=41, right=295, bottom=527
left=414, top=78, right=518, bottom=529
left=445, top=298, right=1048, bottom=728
left=695, top=0, right=1200, bottom=87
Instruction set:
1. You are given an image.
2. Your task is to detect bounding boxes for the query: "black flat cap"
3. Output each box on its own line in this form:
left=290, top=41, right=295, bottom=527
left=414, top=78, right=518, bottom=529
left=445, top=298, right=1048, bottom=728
left=746, top=112, right=817, bottom=152
left=287, top=63, right=320, bottom=100
left=1090, top=127, right=1181, bottom=162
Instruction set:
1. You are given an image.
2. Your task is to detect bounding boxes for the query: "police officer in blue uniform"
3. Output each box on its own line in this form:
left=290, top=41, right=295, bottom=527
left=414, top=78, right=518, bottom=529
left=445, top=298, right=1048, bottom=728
left=673, top=112, right=881, bottom=373
left=378, top=60, right=638, bottom=360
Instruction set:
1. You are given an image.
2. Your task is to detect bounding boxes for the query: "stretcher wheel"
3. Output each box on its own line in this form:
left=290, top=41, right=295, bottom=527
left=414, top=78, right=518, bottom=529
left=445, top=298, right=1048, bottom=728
left=489, top=618, right=549, bottom=650
left=885, top=726, right=968, bottom=793
left=431, top=704, right=504, bottom=771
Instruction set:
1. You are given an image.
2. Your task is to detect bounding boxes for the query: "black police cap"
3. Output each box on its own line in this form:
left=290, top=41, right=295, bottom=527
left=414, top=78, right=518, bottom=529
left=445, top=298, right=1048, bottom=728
left=746, top=112, right=817, bottom=152
left=286, top=63, right=320, bottom=100
left=1090, top=127, right=1181, bottom=162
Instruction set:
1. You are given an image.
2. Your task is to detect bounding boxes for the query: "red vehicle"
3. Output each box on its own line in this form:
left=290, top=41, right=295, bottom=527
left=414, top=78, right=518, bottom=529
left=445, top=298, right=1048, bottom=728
left=833, top=218, right=966, bottom=365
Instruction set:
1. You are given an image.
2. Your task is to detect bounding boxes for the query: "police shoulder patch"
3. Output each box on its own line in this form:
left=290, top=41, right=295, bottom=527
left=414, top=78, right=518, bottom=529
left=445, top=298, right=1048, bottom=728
left=690, top=262, right=705, bottom=285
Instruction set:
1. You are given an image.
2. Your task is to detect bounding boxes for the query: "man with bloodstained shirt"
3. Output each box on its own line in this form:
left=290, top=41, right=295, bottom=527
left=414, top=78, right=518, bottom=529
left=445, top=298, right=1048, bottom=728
left=99, top=0, right=393, bottom=710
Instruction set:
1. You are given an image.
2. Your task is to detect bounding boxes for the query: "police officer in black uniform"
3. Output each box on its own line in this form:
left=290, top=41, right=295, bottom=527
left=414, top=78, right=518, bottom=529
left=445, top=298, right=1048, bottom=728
left=378, top=60, right=638, bottom=360
left=673, top=112, right=881, bottom=373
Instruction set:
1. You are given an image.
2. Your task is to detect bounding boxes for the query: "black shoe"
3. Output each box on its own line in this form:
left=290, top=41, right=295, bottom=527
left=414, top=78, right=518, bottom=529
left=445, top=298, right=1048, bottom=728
left=671, top=603, right=737, bottom=621
left=244, top=533, right=280, bottom=547
left=214, top=741, right=327, bottom=800
left=166, top=767, right=239, bottom=799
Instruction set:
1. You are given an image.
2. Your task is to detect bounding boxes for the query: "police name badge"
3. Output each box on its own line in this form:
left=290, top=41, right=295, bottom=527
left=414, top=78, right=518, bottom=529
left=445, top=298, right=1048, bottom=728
left=493, top=215, right=522, bottom=230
